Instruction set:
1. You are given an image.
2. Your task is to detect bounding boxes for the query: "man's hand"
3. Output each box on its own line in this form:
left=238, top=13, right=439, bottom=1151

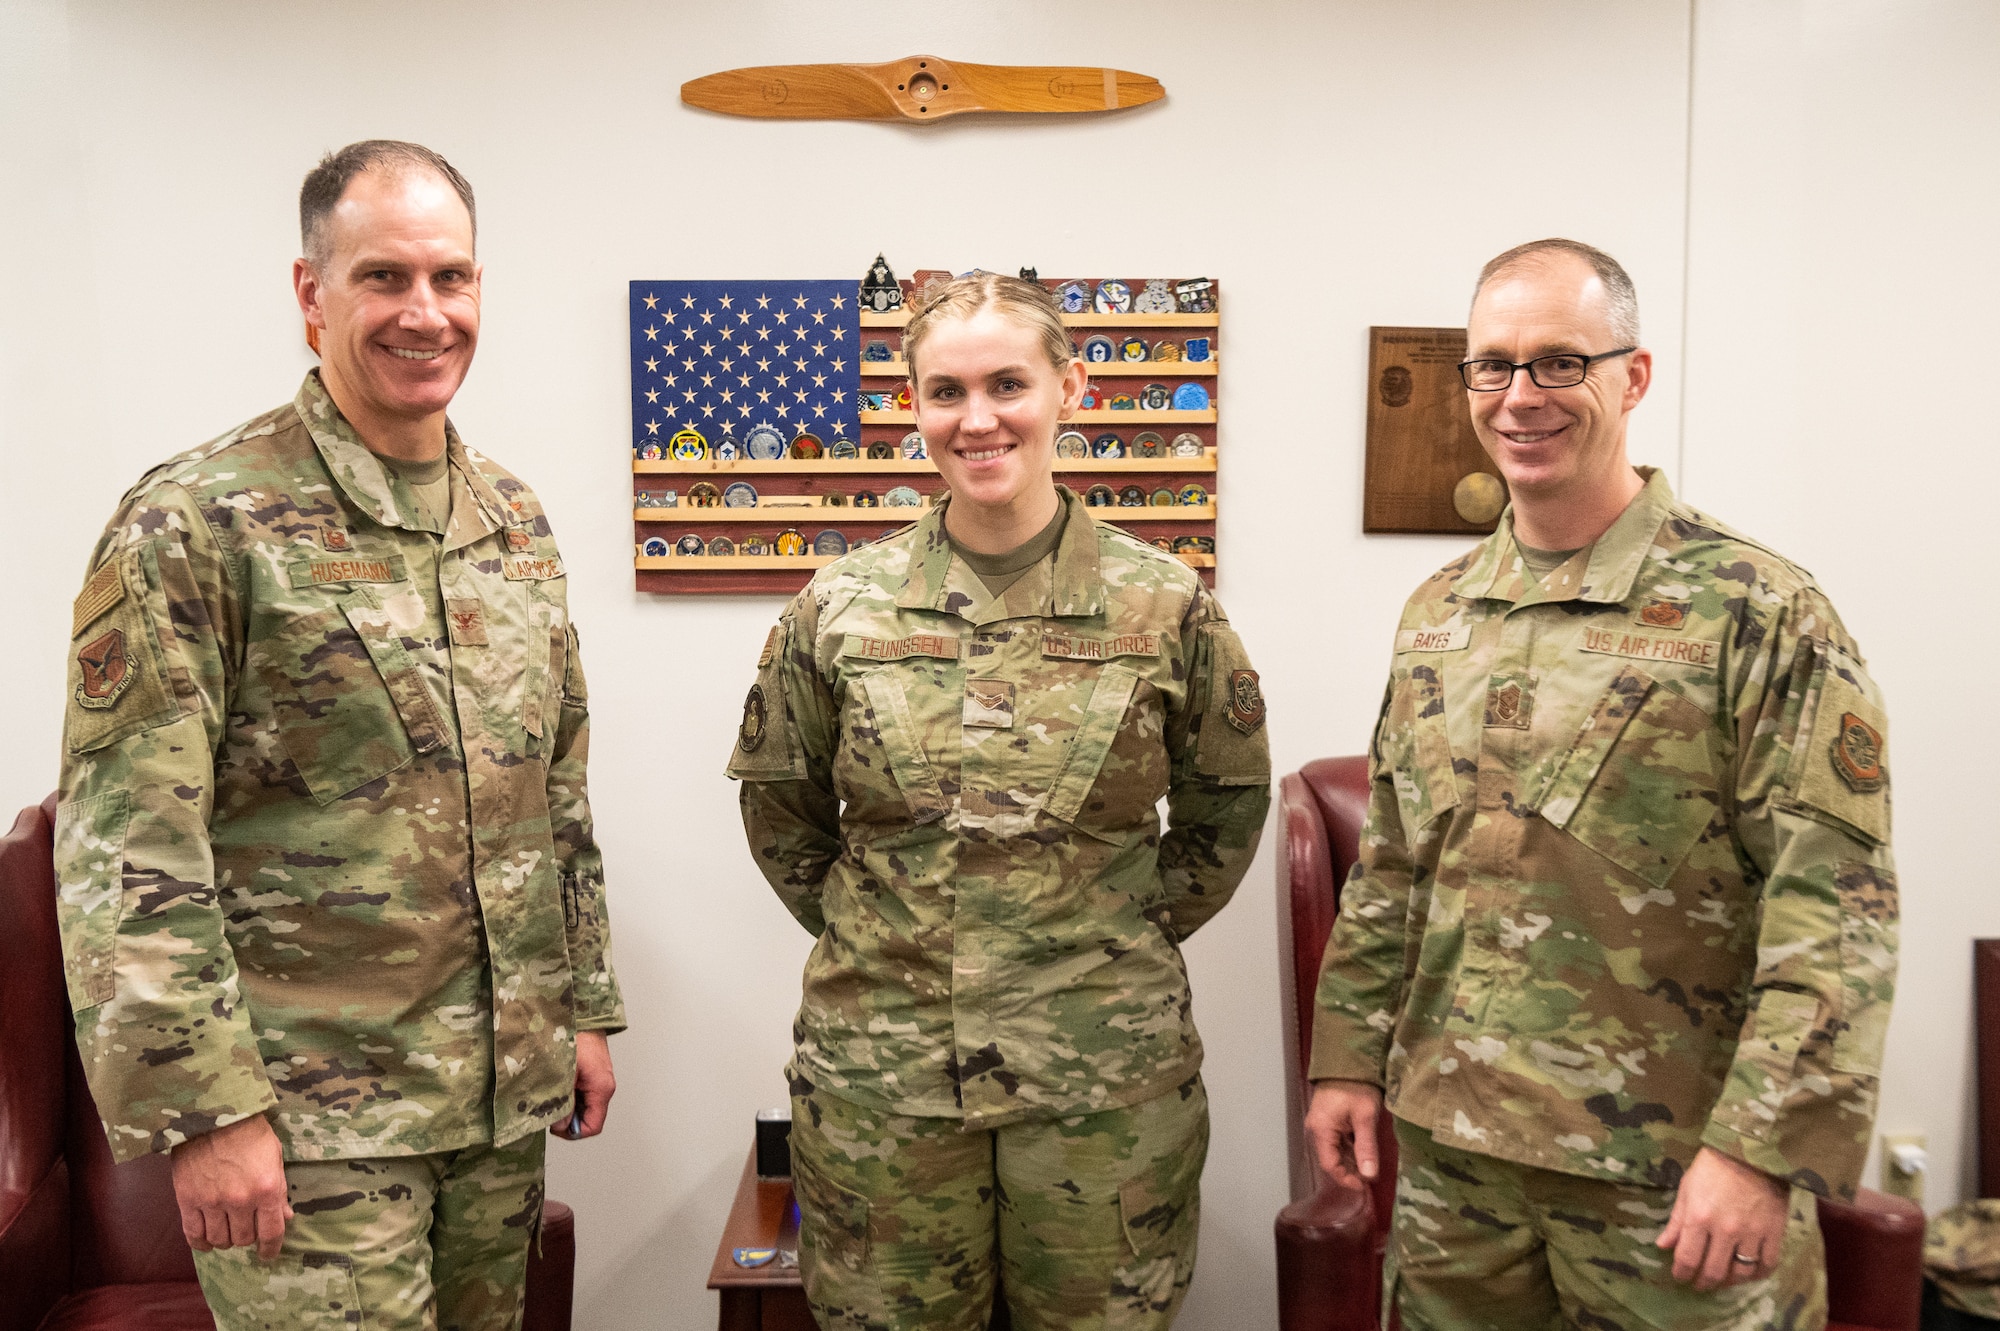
left=1656, top=1146, right=1790, bottom=1290
left=169, top=1114, right=291, bottom=1260
left=555, top=1030, right=616, bottom=1140
left=1303, top=1079, right=1384, bottom=1190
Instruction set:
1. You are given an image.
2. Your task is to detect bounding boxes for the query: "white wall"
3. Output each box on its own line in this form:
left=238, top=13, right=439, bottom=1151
left=0, top=2, right=1989, bottom=1326
left=1682, top=0, right=2000, bottom=1205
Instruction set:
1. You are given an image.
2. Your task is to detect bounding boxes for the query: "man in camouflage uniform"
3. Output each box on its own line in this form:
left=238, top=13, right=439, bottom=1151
left=727, top=485, right=1270, bottom=1329
left=1306, top=239, right=1897, bottom=1330
left=54, top=141, right=622, bottom=1330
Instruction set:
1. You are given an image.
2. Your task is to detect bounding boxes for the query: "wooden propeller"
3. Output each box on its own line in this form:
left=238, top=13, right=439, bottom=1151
left=680, top=55, right=1164, bottom=123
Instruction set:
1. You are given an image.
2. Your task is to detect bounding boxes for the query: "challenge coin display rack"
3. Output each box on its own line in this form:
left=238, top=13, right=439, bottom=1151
left=631, top=275, right=1220, bottom=596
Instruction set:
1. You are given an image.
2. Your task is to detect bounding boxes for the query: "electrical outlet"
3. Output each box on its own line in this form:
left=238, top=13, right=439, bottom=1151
left=1880, top=1133, right=1927, bottom=1206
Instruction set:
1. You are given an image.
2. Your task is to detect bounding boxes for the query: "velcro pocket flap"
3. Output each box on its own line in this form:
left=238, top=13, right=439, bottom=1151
left=54, top=791, right=130, bottom=1011
left=860, top=672, right=951, bottom=824
left=1047, top=664, right=1141, bottom=835
left=341, top=590, right=451, bottom=758
left=1540, top=667, right=1721, bottom=889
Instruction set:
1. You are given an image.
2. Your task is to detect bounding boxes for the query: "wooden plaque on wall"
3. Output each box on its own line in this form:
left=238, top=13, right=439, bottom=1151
left=1362, top=326, right=1504, bottom=535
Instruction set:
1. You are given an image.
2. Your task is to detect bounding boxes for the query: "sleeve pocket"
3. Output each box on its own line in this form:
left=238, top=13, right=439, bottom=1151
left=1711, top=989, right=1821, bottom=1142
left=1832, top=862, right=1898, bottom=1076
left=54, top=790, right=130, bottom=1012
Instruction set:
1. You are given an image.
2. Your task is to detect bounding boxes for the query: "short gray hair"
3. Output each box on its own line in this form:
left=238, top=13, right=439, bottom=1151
left=1472, top=238, right=1640, bottom=346
left=300, top=140, right=476, bottom=271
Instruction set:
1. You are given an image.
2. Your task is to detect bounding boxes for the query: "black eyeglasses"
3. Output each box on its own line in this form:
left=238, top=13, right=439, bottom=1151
left=1458, top=348, right=1636, bottom=392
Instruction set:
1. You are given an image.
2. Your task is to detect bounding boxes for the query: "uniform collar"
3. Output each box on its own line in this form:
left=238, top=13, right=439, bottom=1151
left=1452, top=466, right=1675, bottom=607
left=291, top=371, right=510, bottom=546
left=894, top=485, right=1104, bottom=619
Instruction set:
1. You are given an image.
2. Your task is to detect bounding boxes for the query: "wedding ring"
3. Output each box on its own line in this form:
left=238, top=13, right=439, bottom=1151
left=1731, top=1251, right=1759, bottom=1266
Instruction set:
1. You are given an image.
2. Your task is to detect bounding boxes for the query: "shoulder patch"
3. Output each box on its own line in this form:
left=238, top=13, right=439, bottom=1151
left=74, top=628, right=134, bottom=709
left=738, top=684, right=770, bottom=753
left=72, top=561, right=126, bottom=637
left=1226, top=669, right=1267, bottom=733
left=1793, top=648, right=1890, bottom=843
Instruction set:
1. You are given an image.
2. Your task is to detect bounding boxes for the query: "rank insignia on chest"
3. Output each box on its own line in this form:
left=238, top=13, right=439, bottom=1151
left=1637, top=597, right=1689, bottom=630
left=1485, top=676, right=1533, bottom=729
left=1831, top=712, right=1885, bottom=792
left=963, top=679, right=1016, bottom=729
left=738, top=684, right=769, bottom=753
left=1226, top=669, right=1266, bottom=734
left=75, top=628, right=132, bottom=709
left=506, top=528, right=533, bottom=552
left=446, top=598, right=489, bottom=646
left=321, top=527, right=353, bottom=552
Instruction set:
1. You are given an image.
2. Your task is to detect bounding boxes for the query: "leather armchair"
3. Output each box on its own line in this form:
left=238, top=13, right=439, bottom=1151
left=0, top=796, right=576, bottom=1331
left=1272, top=757, right=1925, bottom=1331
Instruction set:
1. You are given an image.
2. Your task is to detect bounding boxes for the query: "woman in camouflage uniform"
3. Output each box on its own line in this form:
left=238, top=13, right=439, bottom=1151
left=727, top=273, right=1271, bottom=1330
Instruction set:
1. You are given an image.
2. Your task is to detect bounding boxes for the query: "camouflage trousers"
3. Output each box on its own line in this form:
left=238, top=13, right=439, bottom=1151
left=190, top=1132, right=545, bottom=1331
left=1387, top=1119, right=1825, bottom=1331
left=789, top=1076, right=1208, bottom=1331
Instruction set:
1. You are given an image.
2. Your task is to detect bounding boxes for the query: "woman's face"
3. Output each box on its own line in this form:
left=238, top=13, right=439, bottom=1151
left=911, top=308, right=1085, bottom=515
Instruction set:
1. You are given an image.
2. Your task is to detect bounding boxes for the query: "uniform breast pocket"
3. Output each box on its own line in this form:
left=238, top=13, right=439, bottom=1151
left=521, top=582, right=568, bottom=749
left=1537, top=665, right=1724, bottom=888
left=253, top=590, right=449, bottom=805
left=1383, top=666, right=1459, bottom=836
left=844, top=669, right=953, bottom=829
left=1044, top=664, right=1153, bottom=843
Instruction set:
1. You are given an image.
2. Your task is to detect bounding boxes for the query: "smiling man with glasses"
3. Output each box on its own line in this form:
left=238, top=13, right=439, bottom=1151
left=1303, top=239, right=1899, bottom=1330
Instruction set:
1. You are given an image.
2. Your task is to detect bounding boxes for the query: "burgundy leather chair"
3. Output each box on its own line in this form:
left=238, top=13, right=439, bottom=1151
left=1273, top=757, right=1926, bottom=1331
left=0, top=796, right=576, bottom=1331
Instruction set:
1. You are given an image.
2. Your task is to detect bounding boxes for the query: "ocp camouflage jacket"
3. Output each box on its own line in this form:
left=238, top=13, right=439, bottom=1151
left=56, top=372, right=623, bottom=1164
left=1310, top=469, right=1897, bottom=1200
left=728, top=488, right=1271, bottom=1127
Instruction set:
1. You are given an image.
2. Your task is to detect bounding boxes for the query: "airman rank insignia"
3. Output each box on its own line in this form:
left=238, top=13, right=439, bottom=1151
left=75, top=628, right=132, bottom=709
left=506, top=528, right=533, bottom=552
left=1637, top=597, right=1689, bottom=630
left=963, top=679, right=1016, bottom=729
left=322, top=527, right=353, bottom=552
left=1831, top=712, right=1885, bottom=792
left=1485, top=676, right=1533, bottom=729
left=446, top=598, right=489, bottom=646
left=738, top=684, right=769, bottom=753
left=71, top=561, right=125, bottom=637
left=1226, top=669, right=1266, bottom=734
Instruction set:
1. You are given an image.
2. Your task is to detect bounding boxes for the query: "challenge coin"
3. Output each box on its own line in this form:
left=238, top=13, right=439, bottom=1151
left=1118, top=485, right=1147, bottom=506
left=1172, top=382, right=1211, bottom=411
left=901, top=431, right=928, bottom=459
left=1107, top=393, right=1136, bottom=411
left=854, top=491, right=879, bottom=507
left=674, top=534, right=706, bottom=556
left=884, top=486, right=922, bottom=507
left=687, top=483, right=722, bottom=508
left=790, top=433, right=824, bottom=460
left=722, top=482, right=758, bottom=508
left=642, top=536, right=670, bottom=557
left=1138, top=384, right=1172, bottom=411
left=1055, top=431, right=1090, bottom=459
left=1081, top=335, right=1115, bottom=363
left=1094, top=279, right=1132, bottom=313
left=1149, top=488, right=1176, bottom=506
left=867, top=440, right=896, bottom=459
left=1178, top=484, right=1209, bottom=505
left=746, top=425, right=786, bottom=460
left=707, top=535, right=736, bottom=556
left=1055, top=280, right=1091, bottom=314
left=1184, top=337, right=1212, bottom=362
left=1084, top=484, right=1115, bottom=506
left=813, top=529, right=849, bottom=556
left=774, top=529, right=808, bottom=556
left=1079, top=383, right=1102, bottom=409
left=1132, top=431, right=1165, bottom=458
left=670, top=427, right=708, bottom=461
left=739, top=533, right=771, bottom=555
left=1133, top=278, right=1176, bottom=314
left=1091, top=432, right=1125, bottom=458
left=1118, top=335, right=1149, bottom=362
left=1151, top=340, right=1182, bottom=362
left=1170, top=432, right=1205, bottom=457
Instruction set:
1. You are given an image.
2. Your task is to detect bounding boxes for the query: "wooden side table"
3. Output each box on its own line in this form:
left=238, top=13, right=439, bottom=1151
left=707, top=1149, right=814, bottom=1331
